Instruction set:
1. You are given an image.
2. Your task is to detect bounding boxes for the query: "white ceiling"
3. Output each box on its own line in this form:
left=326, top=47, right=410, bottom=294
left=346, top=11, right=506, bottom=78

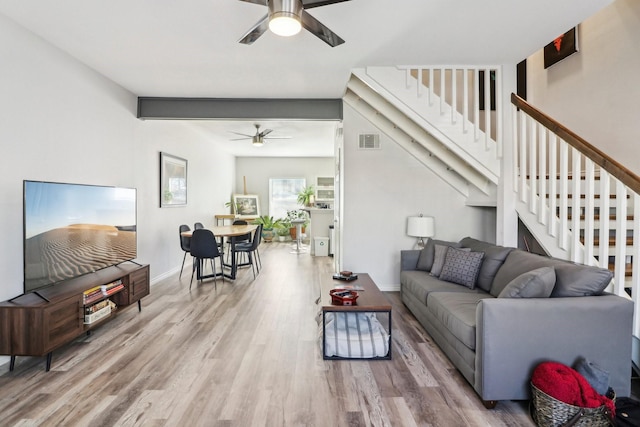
left=0, top=0, right=612, bottom=157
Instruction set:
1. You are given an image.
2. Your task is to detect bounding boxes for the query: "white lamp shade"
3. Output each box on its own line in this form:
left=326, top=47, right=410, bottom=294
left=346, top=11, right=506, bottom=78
left=407, top=216, right=435, bottom=238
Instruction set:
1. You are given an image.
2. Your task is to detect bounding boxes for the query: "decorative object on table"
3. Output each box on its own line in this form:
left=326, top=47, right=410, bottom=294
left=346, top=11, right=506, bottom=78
left=297, top=185, right=315, bottom=207
left=232, top=194, right=260, bottom=218
left=252, top=215, right=280, bottom=242
left=160, top=152, right=187, bottom=207
left=333, top=274, right=358, bottom=281
left=329, top=289, right=359, bottom=306
left=544, top=27, right=578, bottom=69
left=406, top=214, right=435, bottom=249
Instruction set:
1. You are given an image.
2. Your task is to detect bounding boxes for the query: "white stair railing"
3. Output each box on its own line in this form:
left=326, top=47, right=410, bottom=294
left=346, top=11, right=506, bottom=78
left=512, top=93, right=640, bottom=337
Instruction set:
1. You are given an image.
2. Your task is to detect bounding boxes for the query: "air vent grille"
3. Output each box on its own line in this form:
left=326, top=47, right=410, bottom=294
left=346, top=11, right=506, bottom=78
left=358, top=134, right=380, bottom=150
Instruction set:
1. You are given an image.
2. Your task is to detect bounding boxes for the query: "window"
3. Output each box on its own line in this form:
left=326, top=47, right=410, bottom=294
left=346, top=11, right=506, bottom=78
left=269, top=178, right=306, bottom=219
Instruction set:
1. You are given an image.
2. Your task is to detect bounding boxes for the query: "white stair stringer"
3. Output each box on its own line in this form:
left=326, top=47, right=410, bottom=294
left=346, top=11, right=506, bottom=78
left=346, top=74, right=494, bottom=196
left=344, top=90, right=471, bottom=197
left=357, top=67, right=500, bottom=184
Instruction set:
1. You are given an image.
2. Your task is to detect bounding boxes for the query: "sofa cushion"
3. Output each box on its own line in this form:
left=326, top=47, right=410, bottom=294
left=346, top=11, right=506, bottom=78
left=491, top=250, right=613, bottom=297
left=400, top=271, right=483, bottom=305
left=439, top=247, right=485, bottom=289
left=459, top=237, right=515, bottom=293
left=497, top=267, right=556, bottom=298
left=416, top=238, right=461, bottom=272
left=427, top=292, right=494, bottom=350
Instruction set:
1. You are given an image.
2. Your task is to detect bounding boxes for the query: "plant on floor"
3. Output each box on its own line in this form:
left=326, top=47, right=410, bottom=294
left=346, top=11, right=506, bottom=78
left=286, top=210, right=309, bottom=239
left=297, top=185, right=315, bottom=207
left=252, top=215, right=281, bottom=242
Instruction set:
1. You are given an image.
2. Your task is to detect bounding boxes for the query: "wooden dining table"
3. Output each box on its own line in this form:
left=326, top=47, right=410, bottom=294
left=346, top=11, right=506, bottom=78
left=181, top=224, right=259, bottom=280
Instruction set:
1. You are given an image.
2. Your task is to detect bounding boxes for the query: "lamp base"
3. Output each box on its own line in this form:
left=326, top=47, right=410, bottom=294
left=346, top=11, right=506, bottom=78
left=416, top=238, right=426, bottom=249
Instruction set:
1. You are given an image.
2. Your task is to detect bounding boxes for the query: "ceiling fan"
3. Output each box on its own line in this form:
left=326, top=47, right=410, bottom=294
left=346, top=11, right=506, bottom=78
left=237, top=0, right=350, bottom=47
left=230, top=124, right=292, bottom=147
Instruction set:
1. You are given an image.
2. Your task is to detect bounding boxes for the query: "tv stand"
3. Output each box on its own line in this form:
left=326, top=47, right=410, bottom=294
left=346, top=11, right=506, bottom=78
left=0, top=263, right=149, bottom=371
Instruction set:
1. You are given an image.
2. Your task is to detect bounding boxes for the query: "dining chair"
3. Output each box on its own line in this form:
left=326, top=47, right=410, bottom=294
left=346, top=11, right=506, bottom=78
left=194, top=222, right=204, bottom=230
left=227, top=219, right=250, bottom=264
left=189, top=229, right=224, bottom=289
left=179, top=224, right=192, bottom=278
left=233, top=224, right=262, bottom=279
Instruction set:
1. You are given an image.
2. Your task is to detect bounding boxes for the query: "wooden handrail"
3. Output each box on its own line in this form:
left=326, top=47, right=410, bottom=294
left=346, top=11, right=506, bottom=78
left=511, top=93, right=640, bottom=195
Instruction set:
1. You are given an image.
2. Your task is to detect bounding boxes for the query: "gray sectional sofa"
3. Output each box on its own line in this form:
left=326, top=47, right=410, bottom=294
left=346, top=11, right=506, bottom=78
left=400, top=237, right=634, bottom=406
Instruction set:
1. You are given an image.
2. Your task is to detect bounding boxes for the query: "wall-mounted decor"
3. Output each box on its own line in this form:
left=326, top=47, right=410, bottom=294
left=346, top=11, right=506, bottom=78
left=160, top=152, right=187, bottom=207
left=544, top=27, right=579, bottom=69
left=232, top=194, right=260, bottom=217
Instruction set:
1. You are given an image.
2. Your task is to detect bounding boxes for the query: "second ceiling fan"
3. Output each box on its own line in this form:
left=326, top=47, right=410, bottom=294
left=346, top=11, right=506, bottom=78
left=237, top=0, right=351, bottom=47
left=230, top=124, right=291, bottom=147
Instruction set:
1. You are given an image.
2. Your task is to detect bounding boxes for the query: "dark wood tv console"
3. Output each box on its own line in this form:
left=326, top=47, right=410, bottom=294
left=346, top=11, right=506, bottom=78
left=0, top=262, right=149, bottom=371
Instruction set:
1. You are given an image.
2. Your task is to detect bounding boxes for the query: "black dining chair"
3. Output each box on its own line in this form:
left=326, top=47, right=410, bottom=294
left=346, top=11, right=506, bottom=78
left=227, top=219, right=250, bottom=264
left=190, top=229, right=224, bottom=289
left=179, top=224, right=192, bottom=278
left=194, top=222, right=204, bottom=230
left=233, top=224, right=262, bottom=279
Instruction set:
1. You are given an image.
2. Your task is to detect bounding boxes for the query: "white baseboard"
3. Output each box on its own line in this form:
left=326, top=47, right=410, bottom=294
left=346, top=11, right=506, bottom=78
left=378, top=284, right=400, bottom=292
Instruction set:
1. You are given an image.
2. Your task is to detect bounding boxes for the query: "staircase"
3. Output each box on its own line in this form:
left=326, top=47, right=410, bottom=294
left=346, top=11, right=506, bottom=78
left=345, top=66, right=640, bottom=341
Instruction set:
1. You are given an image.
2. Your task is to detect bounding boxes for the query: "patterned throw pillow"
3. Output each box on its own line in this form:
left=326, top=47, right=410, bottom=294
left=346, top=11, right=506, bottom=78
left=439, top=247, right=485, bottom=289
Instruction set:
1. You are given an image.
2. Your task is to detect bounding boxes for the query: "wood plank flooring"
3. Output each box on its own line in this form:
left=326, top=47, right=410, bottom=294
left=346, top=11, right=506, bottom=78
left=0, top=243, right=534, bottom=426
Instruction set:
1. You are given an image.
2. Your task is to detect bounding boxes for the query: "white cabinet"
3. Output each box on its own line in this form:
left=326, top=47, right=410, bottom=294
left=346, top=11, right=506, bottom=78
left=315, top=176, right=334, bottom=201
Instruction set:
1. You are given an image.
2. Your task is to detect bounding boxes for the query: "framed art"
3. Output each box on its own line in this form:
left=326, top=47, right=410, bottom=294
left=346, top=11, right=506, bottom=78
left=544, top=27, right=579, bottom=69
left=232, top=194, right=260, bottom=217
left=160, top=152, right=187, bottom=207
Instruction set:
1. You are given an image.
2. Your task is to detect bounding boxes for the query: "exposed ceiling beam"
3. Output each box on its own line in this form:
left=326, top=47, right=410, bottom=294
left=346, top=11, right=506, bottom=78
left=137, top=97, right=343, bottom=120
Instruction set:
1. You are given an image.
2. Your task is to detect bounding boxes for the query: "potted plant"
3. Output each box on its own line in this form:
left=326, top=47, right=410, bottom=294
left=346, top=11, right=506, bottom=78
left=275, top=223, right=290, bottom=242
left=286, top=209, right=309, bottom=239
left=252, top=215, right=280, bottom=242
left=297, top=185, right=315, bottom=207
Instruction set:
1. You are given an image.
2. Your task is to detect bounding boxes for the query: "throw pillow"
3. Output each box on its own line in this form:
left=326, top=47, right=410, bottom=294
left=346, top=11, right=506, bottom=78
left=498, top=266, right=556, bottom=298
left=429, top=245, right=449, bottom=276
left=438, top=247, right=484, bottom=288
left=417, top=239, right=461, bottom=272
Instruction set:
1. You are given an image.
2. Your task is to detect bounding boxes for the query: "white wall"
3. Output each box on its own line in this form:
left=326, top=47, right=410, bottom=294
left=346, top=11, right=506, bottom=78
left=0, top=13, right=235, bottom=305
left=341, top=105, right=496, bottom=290
left=235, top=157, right=334, bottom=216
left=527, top=0, right=640, bottom=174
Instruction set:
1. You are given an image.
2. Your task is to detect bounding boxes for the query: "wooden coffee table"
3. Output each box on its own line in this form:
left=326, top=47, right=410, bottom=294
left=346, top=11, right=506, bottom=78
left=320, top=273, right=392, bottom=360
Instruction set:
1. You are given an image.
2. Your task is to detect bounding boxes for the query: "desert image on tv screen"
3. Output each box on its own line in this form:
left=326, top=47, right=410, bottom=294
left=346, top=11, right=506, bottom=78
left=24, top=181, right=137, bottom=292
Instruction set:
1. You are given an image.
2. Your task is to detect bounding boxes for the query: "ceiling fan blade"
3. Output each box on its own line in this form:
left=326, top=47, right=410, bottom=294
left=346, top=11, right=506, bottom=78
left=302, top=0, right=351, bottom=9
left=230, top=137, right=251, bottom=141
left=229, top=131, right=254, bottom=138
left=300, top=10, right=345, bottom=47
left=238, top=14, right=269, bottom=45
left=264, top=136, right=292, bottom=140
left=260, top=129, right=274, bottom=137
left=237, top=0, right=268, bottom=4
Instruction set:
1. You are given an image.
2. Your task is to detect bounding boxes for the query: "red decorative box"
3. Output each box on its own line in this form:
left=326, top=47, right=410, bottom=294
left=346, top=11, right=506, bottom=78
left=329, top=289, right=359, bottom=306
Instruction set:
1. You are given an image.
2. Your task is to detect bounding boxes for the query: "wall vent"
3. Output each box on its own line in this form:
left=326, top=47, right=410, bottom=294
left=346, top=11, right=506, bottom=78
left=358, top=134, right=380, bottom=150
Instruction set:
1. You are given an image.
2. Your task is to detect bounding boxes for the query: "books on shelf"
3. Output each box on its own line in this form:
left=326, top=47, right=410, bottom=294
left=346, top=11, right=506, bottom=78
left=83, top=279, right=124, bottom=304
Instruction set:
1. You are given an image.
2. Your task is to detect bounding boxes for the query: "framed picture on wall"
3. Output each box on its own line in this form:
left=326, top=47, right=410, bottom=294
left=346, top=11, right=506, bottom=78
left=232, top=194, right=260, bottom=218
left=160, top=152, right=187, bottom=207
left=544, top=27, right=579, bottom=69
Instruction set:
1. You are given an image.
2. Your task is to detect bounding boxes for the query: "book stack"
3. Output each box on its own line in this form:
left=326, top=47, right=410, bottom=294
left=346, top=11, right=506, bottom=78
left=83, top=279, right=125, bottom=305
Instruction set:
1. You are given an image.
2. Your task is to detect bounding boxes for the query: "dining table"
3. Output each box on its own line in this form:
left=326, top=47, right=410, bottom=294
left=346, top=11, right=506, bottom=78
left=181, top=224, right=259, bottom=280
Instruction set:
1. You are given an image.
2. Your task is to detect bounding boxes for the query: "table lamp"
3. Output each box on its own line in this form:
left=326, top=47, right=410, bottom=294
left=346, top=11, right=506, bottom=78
left=407, top=214, right=435, bottom=249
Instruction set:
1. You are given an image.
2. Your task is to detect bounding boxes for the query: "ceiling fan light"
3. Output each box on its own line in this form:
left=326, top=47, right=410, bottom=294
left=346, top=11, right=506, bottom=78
left=269, top=13, right=301, bottom=37
left=252, top=136, right=264, bottom=147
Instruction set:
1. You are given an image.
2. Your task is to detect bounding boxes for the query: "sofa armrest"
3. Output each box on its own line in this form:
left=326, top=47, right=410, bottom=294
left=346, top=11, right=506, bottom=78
left=401, top=250, right=420, bottom=271
left=475, top=294, right=633, bottom=401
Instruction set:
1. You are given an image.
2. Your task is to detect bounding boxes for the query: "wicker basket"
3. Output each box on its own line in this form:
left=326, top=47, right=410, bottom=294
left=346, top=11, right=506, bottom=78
left=530, top=383, right=613, bottom=427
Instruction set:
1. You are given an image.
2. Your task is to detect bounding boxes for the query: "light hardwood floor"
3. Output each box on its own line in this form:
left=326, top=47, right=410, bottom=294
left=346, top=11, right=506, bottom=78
left=0, top=243, right=534, bottom=426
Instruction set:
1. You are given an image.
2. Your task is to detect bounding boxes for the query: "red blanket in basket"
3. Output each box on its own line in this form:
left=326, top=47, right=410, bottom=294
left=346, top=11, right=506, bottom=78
left=532, top=362, right=615, bottom=416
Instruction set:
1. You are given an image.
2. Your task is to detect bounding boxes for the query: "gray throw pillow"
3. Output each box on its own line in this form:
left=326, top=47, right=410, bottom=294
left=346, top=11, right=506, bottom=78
left=416, top=239, right=461, bottom=272
left=429, top=244, right=449, bottom=276
left=439, top=247, right=484, bottom=289
left=498, top=266, right=556, bottom=298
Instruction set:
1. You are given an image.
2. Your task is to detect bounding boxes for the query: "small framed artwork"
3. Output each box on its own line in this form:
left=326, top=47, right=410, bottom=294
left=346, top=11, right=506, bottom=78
left=232, top=194, right=260, bottom=217
left=160, top=152, right=187, bottom=207
left=544, top=27, right=579, bottom=69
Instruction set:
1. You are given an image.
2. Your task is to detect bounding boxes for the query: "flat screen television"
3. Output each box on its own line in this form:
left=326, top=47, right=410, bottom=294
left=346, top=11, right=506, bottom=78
left=23, top=180, right=137, bottom=294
